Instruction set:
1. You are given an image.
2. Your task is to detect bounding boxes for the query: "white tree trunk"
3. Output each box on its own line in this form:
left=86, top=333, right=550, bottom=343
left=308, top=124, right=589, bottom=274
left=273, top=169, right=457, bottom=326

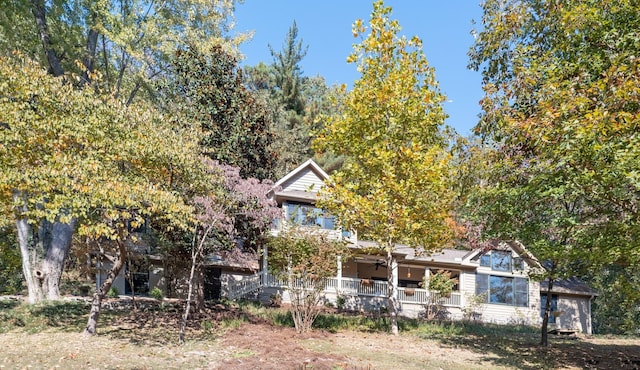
left=386, top=248, right=399, bottom=336
left=16, top=217, right=40, bottom=303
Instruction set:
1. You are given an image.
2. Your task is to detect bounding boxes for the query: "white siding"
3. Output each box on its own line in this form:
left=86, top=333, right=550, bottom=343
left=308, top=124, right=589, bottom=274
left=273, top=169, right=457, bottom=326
left=555, top=295, right=592, bottom=334
left=280, top=168, right=325, bottom=192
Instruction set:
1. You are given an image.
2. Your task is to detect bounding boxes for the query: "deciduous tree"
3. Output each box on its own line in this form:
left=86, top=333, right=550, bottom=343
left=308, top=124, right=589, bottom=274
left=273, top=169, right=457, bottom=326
left=0, top=55, right=200, bottom=327
left=314, top=0, right=455, bottom=335
left=179, top=159, right=280, bottom=342
left=267, top=226, right=348, bottom=333
left=468, top=0, right=640, bottom=342
left=1, top=0, right=244, bottom=104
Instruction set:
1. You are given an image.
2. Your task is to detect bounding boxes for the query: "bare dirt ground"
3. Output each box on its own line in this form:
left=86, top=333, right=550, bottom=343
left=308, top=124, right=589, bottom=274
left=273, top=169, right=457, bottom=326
left=1, top=297, right=639, bottom=369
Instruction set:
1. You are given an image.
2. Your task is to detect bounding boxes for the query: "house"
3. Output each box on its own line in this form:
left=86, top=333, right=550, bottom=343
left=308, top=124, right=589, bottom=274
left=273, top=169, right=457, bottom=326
left=103, top=159, right=596, bottom=334
left=256, top=159, right=596, bottom=334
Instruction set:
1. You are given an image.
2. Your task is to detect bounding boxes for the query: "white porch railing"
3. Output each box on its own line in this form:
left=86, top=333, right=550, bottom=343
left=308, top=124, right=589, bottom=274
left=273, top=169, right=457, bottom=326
left=258, top=273, right=461, bottom=307
left=227, top=272, right=262, bottom=300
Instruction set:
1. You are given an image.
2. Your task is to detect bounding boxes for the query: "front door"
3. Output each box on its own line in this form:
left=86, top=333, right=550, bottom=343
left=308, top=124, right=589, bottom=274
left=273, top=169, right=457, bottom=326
left=204, top=267, right=222, bottom=300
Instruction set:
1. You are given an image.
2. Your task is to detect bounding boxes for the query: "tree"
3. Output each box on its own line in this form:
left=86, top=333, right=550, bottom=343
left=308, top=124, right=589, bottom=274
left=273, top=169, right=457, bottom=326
left=1, top=0, right=244, bottom=104
left=179, top=159, right=280, bottom=342
left=314, top=0, right=455, bottom=335
left=468, top=0, right=640, bottom=342
left=0, top=55, right=200, bottom=325
left=267, top=226, right=348, bottom=333
left=1, top=0, right=240, bottom=304
left=160, top=43, right=276, bottom=180
left=269, top=21, right=308, bottom=114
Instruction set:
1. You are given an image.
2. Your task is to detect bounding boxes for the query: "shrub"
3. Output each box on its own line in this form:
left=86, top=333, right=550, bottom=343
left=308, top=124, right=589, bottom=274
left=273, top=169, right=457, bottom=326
left=150, top=287, right=163, bottom=300
left=107, top=286, right=119, bottom=298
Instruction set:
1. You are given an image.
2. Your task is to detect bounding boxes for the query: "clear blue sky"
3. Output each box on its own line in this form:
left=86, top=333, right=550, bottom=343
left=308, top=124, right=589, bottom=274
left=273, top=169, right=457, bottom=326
left=234, top=1, right=483, bottom=136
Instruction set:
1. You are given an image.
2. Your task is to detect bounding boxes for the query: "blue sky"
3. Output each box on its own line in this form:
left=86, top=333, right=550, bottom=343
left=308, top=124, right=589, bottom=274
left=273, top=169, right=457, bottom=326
left=234, top=1, right=483, bottom=136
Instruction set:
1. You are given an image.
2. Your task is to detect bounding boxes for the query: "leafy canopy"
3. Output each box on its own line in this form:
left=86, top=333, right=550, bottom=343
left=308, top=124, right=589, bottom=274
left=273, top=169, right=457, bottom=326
left=314, top=0, right=454, bottom=250
left=468, top=0, right=640, bottom=335
left=0, top=54, right=202, bottom=240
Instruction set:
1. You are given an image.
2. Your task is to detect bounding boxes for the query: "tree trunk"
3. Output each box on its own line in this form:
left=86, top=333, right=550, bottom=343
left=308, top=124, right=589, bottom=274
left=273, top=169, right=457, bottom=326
left=15, top=209, right=75, bottom=303
left=81, top=25, right=99, bottom=84
left=179, top=240, right=199, bottom=344
left=39, top=219, right=75, bottom=300
left=540, top=279, right=554, bottom=346
left=386, top=248, right=399, bottom=336
left=84, top=240, right=127, bottom=335
left=30, top=0, right=64, bottom=77
left=16, top=217, right=40, bottom=303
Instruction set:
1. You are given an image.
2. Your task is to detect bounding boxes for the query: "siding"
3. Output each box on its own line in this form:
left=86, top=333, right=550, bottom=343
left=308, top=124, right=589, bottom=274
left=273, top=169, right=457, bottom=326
left=280, top=168, right=325, bottom=192
left=555, top=295, right=592, bottom=334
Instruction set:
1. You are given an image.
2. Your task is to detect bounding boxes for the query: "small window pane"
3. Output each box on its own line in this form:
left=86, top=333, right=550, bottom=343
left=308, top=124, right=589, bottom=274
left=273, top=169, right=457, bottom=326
left=323, top=214, right=335, bottom=230
left=476, top=274, right=488, bottom=297
left=480, top=254, right=491, bottom=267
left=514, top=257, right=524, bottom=271
left=491, top=251, right=512, bottom=272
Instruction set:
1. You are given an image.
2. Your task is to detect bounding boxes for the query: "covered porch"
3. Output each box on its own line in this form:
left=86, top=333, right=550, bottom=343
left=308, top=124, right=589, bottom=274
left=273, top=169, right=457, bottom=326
left=262, top=273, right=463, bottom=307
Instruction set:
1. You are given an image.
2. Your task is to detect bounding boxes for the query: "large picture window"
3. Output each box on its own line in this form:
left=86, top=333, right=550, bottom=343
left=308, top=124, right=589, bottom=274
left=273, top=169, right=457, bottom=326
left=285, top=202, right=334, bottom=230
left=476, top=274, right=528, bottom=307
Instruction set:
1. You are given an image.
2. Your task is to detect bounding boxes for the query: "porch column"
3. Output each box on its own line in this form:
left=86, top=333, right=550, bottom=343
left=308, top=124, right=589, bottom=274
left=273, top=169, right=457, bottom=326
left=262, top=245, right=268, bottom=285
left=336, top=255, right=342, bottom=292
left=424, top=267, right=430, bottom=289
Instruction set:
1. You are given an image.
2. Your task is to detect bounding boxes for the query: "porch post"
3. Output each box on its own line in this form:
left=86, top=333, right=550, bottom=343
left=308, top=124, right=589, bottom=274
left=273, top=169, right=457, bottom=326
left=424, top=267, right=430, bottom=289
left=336, top=255, right=342, bottom=292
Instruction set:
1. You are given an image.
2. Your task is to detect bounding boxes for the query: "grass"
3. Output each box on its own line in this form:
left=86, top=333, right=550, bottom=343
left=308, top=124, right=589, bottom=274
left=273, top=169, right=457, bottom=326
left=1, top=297, right=639, bottom=369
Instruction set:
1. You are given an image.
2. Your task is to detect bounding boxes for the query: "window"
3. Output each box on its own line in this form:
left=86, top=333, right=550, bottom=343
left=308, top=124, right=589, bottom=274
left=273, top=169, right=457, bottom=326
left=125, top=259, right=149, bottom=295
left=513, top=257, right=524, bottom=271
left=476, top=274, right=528, bottom=307
left=478, top=250, right=522, bottom=272
left=491, top=251, right=512, bottom=271
left=285, top=202, right=335, bottom=230
left=540, top=294, right=558, bottom=323
left=480, top=254, right=491, bottom=267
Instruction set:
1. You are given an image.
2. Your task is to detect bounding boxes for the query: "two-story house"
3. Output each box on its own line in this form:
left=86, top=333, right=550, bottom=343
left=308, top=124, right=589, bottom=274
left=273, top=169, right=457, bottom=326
left=257, top=159, right=596, bottom=334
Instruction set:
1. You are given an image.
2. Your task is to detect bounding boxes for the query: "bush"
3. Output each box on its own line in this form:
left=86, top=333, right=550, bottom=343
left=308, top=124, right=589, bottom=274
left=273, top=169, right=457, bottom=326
left=107, top=286, right=119, bottom=298
left=149, top=287, right=163, bottom=300
left=0, top=229, right=23, bottom=294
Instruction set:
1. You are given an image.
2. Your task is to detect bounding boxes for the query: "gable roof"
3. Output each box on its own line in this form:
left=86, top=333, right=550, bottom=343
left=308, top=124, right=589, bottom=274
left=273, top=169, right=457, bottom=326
left=463, top=240, right=541, bottom=269
left=274, top=159, right=329, bottom=189
left=271, top=159, right=329, bottom=204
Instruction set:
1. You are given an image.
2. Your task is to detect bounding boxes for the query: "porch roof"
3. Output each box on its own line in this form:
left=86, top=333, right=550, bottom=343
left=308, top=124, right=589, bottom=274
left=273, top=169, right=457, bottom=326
left=273, top=189, right=317, bottom=203
left=351, top=241, right=471, bottom=266
left=401, top=247, right=470, bottom=265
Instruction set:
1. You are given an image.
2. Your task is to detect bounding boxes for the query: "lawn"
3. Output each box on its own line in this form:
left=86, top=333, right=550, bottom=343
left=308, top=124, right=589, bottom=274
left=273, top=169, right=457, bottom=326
left=0, top=296, right=638, bottom=369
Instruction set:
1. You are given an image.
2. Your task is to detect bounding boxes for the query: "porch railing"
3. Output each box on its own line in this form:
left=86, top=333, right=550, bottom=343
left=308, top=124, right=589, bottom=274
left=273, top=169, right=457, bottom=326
left=227, top=272, right=262, bottom=300
left=261, top=273, right=461, bottom=307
